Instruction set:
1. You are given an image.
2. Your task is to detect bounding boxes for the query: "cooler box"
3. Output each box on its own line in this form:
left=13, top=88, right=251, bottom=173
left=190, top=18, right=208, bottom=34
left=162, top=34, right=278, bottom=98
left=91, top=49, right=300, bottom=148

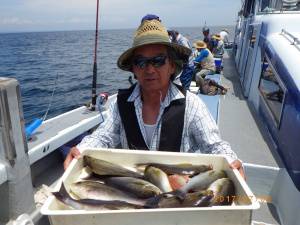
left=214, top=57, right=222, bottom=68
left=41, top=149, right=260, bottom=225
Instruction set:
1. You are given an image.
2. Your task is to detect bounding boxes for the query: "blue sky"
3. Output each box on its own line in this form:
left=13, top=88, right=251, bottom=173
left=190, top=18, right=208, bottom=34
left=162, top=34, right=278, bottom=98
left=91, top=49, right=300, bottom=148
left=0, top=0, right=242, bottom=33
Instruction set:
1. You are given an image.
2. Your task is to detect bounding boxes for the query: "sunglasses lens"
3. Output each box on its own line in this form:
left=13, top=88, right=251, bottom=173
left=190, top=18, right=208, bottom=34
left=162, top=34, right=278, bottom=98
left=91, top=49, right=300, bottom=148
left=133, top=55, right=167, bottom=69
left=151, top=56, right=167, bottom=67
left=133, top=58, right=148, bottom=69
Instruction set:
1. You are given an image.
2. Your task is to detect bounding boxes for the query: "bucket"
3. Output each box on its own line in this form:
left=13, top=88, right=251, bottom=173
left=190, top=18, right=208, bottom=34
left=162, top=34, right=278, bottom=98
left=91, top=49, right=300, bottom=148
left=262, top=62, right=269, bottom=72
left=214, top=58, right=222, bottom=68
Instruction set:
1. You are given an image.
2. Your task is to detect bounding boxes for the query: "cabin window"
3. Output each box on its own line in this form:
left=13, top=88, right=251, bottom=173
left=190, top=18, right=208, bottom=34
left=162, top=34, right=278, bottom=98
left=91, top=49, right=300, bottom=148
left=258, top=57, right=285, bottom=126
left=257, top=0, right=300, bottom=13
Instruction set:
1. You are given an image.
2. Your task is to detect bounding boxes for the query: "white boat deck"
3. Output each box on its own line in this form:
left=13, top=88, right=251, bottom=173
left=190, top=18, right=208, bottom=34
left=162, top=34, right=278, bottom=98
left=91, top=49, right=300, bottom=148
left=27, top=106, right=101, bottom=165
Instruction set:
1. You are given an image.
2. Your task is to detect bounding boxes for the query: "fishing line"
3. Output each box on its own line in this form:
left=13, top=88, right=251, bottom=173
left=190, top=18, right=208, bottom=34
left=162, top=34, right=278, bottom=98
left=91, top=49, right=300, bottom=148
left=25, top=72, right=59, bottom=139
left=42, top=72, right=59, bottom=121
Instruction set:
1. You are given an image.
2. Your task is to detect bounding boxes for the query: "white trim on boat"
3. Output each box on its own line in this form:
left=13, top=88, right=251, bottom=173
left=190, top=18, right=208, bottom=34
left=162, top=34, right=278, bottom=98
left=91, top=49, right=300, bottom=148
left=0, top=163, right=7, bottom=185
left=243, top=162, right=280, bottom=171
left=28, top=110, right=106, bottom=165
left=43, top=106, right=88, bottom=123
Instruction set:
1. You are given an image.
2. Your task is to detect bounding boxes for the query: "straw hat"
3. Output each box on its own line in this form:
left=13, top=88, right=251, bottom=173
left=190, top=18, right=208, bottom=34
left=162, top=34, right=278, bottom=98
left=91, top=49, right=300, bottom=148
left=117, top=20, right=191, bottom=75
left=212, top=34, right=222, bottom=41
left=193, top=40, right=207, bottom=49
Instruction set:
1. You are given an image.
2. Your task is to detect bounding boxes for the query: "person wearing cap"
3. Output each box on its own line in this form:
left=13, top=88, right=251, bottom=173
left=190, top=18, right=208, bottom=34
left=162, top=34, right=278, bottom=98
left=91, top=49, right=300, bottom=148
left=219, top=29, right=229, bottom=44
left=193, top=40, right=216, bottom=85
left=211, top=34, right=224, bottom=56
left=167, top=29, right=194, bottom=90
left=202, top=26, right=214, bottom=52
left=141, top=14, right=161, bottom=23
left=63, top=19, right=244, bottom=178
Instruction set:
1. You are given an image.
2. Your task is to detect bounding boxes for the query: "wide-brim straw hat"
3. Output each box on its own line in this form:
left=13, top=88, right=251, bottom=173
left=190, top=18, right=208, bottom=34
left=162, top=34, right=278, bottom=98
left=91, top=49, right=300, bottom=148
left=212, top=34, right=222, bottom=41
left=117, top=20, right=191, bottom=76
left=193, top=40, right=207, bottom=49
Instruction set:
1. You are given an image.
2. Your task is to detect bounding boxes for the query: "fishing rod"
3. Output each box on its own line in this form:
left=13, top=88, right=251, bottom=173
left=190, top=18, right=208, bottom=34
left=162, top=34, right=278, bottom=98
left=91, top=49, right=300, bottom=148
left=90, top=0, right=100, bottom=111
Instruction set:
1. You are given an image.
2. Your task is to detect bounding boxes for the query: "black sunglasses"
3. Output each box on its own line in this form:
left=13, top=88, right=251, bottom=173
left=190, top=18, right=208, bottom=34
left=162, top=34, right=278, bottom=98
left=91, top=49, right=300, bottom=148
left=133, top=55, right=168, bottom=69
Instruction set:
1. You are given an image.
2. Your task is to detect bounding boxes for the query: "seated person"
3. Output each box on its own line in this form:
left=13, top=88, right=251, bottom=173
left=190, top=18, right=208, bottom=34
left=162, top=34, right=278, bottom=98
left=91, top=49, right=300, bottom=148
left=193, top=40, right=216, bottom=86
left=64, top=18, right=244, bottom=178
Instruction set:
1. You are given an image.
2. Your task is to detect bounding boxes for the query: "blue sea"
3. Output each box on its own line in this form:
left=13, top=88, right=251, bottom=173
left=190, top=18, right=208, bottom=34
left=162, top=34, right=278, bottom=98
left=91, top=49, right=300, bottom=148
left=0, top=26, right=234, bottom=124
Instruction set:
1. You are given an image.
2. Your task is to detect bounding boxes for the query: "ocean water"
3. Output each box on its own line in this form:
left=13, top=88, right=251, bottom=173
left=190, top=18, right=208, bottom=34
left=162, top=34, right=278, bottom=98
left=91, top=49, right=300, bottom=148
left=0, top=26, right=234, bottom=124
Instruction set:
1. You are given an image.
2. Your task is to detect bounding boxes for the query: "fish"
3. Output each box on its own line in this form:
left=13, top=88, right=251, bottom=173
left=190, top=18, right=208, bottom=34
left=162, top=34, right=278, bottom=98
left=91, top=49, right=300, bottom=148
left=77, top=166, right=93, bottom=181
left=83, top=155, right=143, bottom=178
left=136, top=162, right=212, bottom=176
left=168, top=174, right=190, bottom=190
left=174, top=170, right=227, bottom=200
left=52, top=183, right=144, bottom=210
left=70, top=180, right=146, bottom=205
left=145, top=190, right=214, bottom=208
left=103, top=176, right=162, bottom=199
left=207, top=178, right=235, bottom=206
left=144, top=166, right=173, bottom=193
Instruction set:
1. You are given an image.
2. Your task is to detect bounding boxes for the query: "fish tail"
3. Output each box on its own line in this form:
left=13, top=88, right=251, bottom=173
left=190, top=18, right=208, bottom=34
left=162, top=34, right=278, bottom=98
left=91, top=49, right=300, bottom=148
left=52, top=182, right=71, bottom=201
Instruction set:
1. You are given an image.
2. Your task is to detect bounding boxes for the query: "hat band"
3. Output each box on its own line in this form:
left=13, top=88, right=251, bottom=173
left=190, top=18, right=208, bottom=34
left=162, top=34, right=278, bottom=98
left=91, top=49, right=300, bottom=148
left=133, top=34, right=171, bottom=47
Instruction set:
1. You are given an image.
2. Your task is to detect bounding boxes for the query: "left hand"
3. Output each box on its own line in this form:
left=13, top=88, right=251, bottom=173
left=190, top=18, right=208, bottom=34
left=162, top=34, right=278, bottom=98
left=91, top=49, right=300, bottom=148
left=230, top=159, right=245, bottom=180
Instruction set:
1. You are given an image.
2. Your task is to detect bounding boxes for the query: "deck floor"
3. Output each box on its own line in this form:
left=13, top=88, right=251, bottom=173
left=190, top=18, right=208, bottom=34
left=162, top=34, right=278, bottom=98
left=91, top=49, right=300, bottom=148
left=219, top=50, right=283, bottom=225
left=219, top=50, right=283, bottom=168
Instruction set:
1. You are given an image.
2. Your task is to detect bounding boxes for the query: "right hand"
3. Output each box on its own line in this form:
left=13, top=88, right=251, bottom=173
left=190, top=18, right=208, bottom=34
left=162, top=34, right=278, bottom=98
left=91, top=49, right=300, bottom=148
left=63, top=147, right=81, bottom=170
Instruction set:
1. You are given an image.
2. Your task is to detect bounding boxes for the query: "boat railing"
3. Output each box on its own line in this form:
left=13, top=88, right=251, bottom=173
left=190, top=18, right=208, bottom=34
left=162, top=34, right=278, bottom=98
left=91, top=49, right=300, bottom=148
left=281, top=29, right=300, bottom=44
left=280, top=29, right=300, bottom=51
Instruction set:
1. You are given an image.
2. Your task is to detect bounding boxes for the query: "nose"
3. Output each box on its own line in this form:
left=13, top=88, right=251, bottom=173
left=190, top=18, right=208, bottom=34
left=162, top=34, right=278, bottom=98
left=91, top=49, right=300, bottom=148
left=144, top=63, right=156, bottom=74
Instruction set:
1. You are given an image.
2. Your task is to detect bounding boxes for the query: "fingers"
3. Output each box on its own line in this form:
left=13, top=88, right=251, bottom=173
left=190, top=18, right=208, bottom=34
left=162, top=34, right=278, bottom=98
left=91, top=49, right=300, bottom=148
left=63, top=147, right=81, bottom=170
left=230, top=159, right=246, bottom=180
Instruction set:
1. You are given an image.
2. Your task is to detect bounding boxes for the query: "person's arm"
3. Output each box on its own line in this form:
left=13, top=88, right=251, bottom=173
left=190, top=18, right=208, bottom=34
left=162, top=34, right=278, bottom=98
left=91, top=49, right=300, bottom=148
left=63, top=98, right=121, bottom=169
left=187, top=94, right=245, bottom=178
left=194, top=49, right=209, bottom=64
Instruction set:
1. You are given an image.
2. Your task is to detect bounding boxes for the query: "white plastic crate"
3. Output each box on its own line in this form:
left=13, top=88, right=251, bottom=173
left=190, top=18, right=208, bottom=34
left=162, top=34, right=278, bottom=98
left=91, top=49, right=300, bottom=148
left=41, top=148, right=260, bottom=225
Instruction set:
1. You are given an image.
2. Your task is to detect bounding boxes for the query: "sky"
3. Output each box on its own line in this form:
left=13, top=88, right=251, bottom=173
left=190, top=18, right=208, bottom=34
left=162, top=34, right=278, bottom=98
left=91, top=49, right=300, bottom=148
left=0, top=0, right=242, bottom=33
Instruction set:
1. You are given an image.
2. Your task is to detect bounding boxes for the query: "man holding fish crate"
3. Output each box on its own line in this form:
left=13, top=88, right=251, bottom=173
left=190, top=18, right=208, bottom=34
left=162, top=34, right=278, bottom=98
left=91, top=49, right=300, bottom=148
left=64, top=17, right=244, bottom=179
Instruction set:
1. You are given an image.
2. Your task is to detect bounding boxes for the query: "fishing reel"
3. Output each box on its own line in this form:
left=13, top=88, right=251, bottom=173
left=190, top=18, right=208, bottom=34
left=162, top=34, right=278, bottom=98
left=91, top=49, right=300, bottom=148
left=97, top=92, right=109, bottom=111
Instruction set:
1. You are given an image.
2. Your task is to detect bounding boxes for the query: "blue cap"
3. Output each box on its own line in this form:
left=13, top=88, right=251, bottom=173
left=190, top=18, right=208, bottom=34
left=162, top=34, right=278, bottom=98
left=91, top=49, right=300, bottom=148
left=202, top=26, right=210, bottom=33
left=141, top=14, right=161, bottom=23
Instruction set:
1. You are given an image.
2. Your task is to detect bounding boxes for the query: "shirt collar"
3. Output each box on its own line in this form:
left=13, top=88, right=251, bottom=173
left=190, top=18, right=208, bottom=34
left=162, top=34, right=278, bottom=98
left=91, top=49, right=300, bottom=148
left=127, top=82, right=185, bottom=107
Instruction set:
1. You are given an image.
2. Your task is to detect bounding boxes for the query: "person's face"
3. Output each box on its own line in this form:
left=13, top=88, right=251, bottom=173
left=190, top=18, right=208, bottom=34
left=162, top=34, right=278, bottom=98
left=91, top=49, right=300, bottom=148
left=203, top=31, right=209, bottom=37
left=132, top=44, right=175, bottom=93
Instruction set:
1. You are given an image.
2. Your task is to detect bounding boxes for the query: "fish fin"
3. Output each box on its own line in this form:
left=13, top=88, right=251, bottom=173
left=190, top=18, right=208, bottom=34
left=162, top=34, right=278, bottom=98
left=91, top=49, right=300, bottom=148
left=196, top=193, right=214, bottom=207
left=144, top=194, right=165, bottom=208
left=169, top=190, right=186, bottom=201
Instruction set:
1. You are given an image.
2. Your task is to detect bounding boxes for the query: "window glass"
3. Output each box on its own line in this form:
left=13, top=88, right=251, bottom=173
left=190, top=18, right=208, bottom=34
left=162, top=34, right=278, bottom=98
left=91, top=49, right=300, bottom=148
left=258, top=57, right=285, bottom=125
left=257, top=0, right=300, bottom=13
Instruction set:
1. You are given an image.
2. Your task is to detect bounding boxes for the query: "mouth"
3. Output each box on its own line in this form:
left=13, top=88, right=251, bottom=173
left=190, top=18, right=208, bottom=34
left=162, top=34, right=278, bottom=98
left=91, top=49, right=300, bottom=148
left=145, top=78, right=157, bottom=82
